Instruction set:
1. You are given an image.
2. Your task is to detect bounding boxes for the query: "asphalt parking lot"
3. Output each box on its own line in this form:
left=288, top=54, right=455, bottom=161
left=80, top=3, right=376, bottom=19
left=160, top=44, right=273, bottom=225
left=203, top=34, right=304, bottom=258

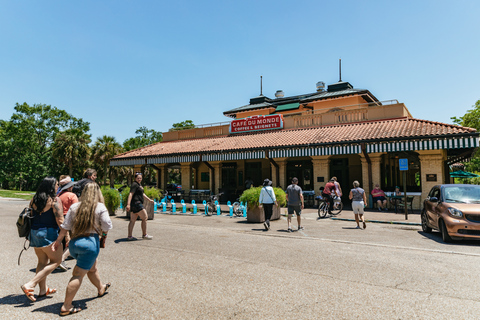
left=2, top=197, right=480, bottom=319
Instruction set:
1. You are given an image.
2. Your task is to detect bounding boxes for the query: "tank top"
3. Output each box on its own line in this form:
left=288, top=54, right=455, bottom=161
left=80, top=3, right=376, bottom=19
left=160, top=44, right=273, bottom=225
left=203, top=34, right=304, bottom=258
left=31, top=207, right=58, bottom=230
left=351, top=188, right=365, bottom=202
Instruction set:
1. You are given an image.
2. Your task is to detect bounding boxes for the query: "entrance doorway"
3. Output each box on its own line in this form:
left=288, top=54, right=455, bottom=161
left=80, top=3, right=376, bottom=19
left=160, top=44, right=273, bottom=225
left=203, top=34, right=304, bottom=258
left=222, top=164, right=237, bottom=203
left=329, top=158, right=349, bottom=207
left=287, top=160, right=313, bottom=190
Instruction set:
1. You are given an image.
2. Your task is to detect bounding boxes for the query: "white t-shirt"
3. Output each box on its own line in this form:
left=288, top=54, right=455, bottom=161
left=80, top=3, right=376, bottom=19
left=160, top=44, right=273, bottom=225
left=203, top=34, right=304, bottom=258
left=61, top=202, right=113, bottom=234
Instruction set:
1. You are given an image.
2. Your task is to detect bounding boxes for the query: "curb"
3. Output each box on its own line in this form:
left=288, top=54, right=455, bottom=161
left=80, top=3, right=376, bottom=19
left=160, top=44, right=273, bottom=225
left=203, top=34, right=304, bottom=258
left=331, top=217, right=421, bottom=226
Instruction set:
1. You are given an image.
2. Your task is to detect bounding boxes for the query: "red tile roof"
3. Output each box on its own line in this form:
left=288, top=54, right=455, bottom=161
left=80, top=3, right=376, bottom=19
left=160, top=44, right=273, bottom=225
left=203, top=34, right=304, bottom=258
left=113, top=117, right=477, bottom=159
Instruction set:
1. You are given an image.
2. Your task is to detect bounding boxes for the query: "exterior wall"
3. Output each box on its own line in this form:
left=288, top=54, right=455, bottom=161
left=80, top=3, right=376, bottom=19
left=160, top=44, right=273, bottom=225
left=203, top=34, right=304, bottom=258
left=196, top=162, right=211, bottom=190
left=418, top=149, right=447, bottom=204
left=180, top=163, right=191, bottom=193
left=311, top=157, right=330, bottom=194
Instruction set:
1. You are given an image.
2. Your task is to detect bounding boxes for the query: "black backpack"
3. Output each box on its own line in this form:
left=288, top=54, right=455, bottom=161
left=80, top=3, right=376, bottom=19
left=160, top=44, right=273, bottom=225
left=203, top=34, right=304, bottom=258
left=16, top=206, right=35, bottom=265
left=72, top=178, right=90, bottom=198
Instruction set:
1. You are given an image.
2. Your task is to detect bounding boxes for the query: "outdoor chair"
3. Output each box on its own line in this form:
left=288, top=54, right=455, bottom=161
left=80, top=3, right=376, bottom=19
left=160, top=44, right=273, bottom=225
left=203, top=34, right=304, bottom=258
left=397, top=196, right=414, bottom=214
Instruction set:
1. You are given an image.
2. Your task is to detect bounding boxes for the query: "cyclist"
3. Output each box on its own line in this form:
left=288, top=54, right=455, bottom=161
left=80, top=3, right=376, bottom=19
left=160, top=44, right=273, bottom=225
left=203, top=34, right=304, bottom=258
left=322, top=179, right=338, bottom=214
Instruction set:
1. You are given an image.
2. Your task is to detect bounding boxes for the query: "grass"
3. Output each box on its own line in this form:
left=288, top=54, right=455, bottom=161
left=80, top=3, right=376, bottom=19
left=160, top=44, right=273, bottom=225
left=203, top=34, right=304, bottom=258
left=0, top=189, right=34, bottom=200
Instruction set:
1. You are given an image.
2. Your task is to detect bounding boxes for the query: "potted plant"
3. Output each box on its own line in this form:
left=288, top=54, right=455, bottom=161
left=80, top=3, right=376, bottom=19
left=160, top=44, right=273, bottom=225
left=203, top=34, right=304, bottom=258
left=239, top=187, right=287, bottom=223
left=101, top=186, right=121, bottom=216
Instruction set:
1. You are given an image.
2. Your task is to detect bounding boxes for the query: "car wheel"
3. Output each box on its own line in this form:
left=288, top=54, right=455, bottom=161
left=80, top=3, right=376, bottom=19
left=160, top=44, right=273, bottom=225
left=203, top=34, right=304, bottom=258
left=439, top=220, right=453, bottom=243
left=421, top=209, right=432, bottom=233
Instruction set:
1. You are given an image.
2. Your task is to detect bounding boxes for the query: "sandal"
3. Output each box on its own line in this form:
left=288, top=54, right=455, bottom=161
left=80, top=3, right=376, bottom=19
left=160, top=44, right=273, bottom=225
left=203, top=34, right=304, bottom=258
left=21, top=285, right=36, bottom=302
left=60, top=307, right=82, bottom=316
left=38, top=287, right=57, bottom=297
left=98, top=282, right=111, bottom=297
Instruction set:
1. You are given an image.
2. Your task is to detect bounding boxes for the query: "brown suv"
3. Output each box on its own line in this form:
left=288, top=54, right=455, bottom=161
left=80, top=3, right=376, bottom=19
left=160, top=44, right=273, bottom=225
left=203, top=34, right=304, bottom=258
left=422, top=184, right=480, bottom=242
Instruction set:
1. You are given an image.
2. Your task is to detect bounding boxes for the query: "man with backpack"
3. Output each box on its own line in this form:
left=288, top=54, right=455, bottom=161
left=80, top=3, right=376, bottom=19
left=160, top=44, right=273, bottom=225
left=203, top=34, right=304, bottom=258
left=72, top=169, right=97, bottom=198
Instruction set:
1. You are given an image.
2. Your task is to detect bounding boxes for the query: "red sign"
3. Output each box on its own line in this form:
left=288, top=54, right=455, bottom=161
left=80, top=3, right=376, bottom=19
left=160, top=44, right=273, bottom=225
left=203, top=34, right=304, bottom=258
left=230, top=114, right=284, bottom=134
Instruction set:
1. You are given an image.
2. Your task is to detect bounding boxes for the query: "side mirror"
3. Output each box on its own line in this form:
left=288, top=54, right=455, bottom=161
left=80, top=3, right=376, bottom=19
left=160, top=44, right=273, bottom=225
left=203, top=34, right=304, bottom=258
left=429, top=196, right=438, bottom=202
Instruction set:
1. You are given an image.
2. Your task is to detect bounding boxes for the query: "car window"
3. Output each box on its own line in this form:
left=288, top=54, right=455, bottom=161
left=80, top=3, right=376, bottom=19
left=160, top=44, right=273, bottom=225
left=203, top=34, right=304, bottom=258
left=431, top=188, right=440, bottom=199
left=444, top=186, right=480, bottom=203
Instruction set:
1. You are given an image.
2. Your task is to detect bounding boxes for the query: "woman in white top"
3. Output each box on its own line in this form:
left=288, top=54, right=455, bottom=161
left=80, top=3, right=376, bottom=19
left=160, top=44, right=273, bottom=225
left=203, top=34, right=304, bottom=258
left=259, top=178, right=278, bottom=231
left=53, top=183, right=113, bottom=316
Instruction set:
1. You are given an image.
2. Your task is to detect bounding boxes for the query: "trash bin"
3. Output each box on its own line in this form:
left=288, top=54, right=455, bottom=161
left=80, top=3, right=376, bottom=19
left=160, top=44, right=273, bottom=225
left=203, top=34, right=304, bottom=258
left=126, top=201, right=154, bottom=220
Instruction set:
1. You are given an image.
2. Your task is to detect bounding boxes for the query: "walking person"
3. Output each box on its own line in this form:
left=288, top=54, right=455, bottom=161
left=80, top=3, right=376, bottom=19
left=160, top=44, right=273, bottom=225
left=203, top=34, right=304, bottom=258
left=57, top=176, right=79, bottom=271
left=72, top=168, right=97, bottom=198
left=21, top=177, right=64, bottom=302
left=349, top=181, right=368, bottom=229
left=259, top=178, right=278, bottom=231
left=285, top=177, right=304, bottom=232
left=52, top=183, right=113, bottom=316
left=126, top=172, right=154, bottom=240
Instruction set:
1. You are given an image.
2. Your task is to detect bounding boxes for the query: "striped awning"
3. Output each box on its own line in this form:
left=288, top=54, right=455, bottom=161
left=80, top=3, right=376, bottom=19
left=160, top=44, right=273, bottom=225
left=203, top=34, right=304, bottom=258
left=110, top=136, right=479, bottom=166
left=365, top=136, right=479, bottom=153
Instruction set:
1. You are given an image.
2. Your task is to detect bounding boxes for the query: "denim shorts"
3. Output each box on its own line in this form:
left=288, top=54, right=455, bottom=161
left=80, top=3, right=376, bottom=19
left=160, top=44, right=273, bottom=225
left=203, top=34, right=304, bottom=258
left=30, top=227, right=59, bottom=248
left=69, top=234, right=100, bottom=271
left=131, top=202, right=144, bottom=213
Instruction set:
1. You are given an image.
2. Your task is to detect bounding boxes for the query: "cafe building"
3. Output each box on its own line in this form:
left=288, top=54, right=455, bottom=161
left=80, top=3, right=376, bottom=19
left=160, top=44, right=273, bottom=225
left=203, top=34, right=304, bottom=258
left=110, top=79, right=479, bottom=209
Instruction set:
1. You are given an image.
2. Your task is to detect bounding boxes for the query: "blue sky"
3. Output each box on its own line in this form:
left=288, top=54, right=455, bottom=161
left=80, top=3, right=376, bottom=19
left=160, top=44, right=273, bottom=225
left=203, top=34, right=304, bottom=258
left=1, top=0, right=479, bottom=144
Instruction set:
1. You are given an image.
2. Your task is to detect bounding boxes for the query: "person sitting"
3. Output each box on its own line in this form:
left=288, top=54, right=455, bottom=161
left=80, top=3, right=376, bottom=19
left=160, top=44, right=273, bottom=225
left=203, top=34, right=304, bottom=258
left=371, top=184, right=388, bottom=211
left=389, top=186, right=401, bottom=208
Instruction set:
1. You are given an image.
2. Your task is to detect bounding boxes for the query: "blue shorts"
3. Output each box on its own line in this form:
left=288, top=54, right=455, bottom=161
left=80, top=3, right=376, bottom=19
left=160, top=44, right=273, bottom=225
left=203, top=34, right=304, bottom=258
left=373, top=196, right=386, bottom=202
left=69, top=234, right=100, bottom=270
left=30, top=227, right=59, bottom=248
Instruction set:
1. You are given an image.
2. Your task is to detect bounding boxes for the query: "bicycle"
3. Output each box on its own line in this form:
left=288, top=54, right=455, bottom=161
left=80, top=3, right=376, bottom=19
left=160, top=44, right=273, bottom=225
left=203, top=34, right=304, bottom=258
left=232, top=198, right=245, bottom=217
left=206, top=192, right=223, bottom=216
left=318, top=196, right=343, bottom=218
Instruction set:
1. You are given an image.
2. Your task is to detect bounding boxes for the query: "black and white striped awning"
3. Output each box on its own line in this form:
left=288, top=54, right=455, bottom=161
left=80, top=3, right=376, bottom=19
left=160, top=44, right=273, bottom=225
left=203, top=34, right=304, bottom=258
left=365, top=136, right=478, bottom=153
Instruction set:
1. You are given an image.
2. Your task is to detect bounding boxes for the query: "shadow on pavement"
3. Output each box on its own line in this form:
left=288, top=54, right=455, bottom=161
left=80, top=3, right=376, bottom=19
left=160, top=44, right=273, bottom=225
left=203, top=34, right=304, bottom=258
left=417, top=230, right=480, bottom=246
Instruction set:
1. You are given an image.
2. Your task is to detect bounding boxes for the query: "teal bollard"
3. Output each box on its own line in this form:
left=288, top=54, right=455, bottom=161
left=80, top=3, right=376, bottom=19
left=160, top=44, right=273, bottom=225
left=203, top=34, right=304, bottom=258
left=202, top=200, right=207, bottom=215
left=181, top=199, right=187, bottom=213
left=120, top=197, right=123, bottom=209
left=171, top=199, right=176, bottom=214
left=192, top=200, right=197, bottom=214
left=154, top=200, right=157, bottom=213
left=216, top=200, right=221, bottom=215
left=243, top=202, right=247, bottom=217
left=227, top=201, right=233, bottom=216
left=162, top=201, right=167, bottom=213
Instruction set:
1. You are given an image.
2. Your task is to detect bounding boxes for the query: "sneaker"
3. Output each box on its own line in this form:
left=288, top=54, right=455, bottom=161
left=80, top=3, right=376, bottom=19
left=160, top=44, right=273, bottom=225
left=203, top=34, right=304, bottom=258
left=263, top=221, right=269, bottom=231
left=298, top=226, right=304, bottom=231
left=384, top=208, right=389, bottom=211
left=57, top=261, right=68, bottom=272
left=378, top=207, right=382, bottom=211
left=127, top=236, right=137, bottom=241
left=142, top=234, right=153, bottom=240
left=355, top=226, right=361, bottom=229
left=287, top=228, right=293, bottom=233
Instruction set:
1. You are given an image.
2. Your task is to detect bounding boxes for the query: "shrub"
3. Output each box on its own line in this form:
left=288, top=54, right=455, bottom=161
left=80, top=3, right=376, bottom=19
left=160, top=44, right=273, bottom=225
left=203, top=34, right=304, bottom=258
left=101, top=187, right=120, bottom=216
left=239, top=187, right=286, bottom=209
left=144, top=186, right=161, bottom=201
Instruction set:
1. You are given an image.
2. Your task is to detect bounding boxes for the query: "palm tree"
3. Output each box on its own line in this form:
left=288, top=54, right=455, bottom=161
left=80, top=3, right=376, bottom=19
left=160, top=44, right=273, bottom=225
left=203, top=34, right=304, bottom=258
left=51, top=128, right=91, bottom=177
left=92, top=135, right=123, bottom=186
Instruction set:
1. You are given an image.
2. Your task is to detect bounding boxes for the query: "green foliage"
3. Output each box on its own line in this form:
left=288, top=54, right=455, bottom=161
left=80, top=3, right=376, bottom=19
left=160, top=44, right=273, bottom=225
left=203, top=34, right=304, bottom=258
left=451, top=100, right=480, bottom=173
left=101, top=186, right=120, bottom=216
left=0, top=103, right=90, bottom=190
left=169, top=120, right=195, bottom=131
left=92, top=135, right=123, bottom=187
left=144, top=186, right=161, bottom=201
left=239, top=187, right=286, bottom=209
left=120, top=186, right=130, bottom=212
left=51, top=128, right=91, bottom=178
left=123, top=126, right=163, bottom=151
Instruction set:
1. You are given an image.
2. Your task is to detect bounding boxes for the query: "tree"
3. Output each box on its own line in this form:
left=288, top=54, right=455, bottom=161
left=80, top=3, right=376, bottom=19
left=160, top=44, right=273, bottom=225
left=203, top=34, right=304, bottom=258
left=0, top=103, right=90, bottom=190
left=51, top=128, right=92, bottom=177
left=123, top=126, right=163, bottom=151
left=92, top=135, right=123, bottom=187
left=169, top=120, right=195, bottom=131
left=451, top=99, right=480, bottom=174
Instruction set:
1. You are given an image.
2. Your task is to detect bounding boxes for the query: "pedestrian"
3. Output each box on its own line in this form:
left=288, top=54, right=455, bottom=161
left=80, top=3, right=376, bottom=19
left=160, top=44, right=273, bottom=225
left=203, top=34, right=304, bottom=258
left=21, top=177, right=64, bottom=302
left=259, top=178, right=278, bottom=231
left=331, top=176, right=343, bottom=209
left=285, top=177, right=304, bottom=232
left=72, top=168, right=97, bottom=198
left=371, top=184, right=388, bottom=211
left=126, top=172, right=154, bottom=240
left=52, top=182, right=112, bottom=316
left=322, top=178, right=338, bottom=214
left=349, top=180, right=368, bottom=229
left=57, top=176, right=79, bottom=271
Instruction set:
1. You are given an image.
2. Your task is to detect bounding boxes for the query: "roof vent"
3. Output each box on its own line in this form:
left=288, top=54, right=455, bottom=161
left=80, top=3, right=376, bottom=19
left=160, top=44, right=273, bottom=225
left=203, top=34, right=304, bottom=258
left=316, top=81, right=325, bottom=92
left=275, top=90, right=284, bottom=98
